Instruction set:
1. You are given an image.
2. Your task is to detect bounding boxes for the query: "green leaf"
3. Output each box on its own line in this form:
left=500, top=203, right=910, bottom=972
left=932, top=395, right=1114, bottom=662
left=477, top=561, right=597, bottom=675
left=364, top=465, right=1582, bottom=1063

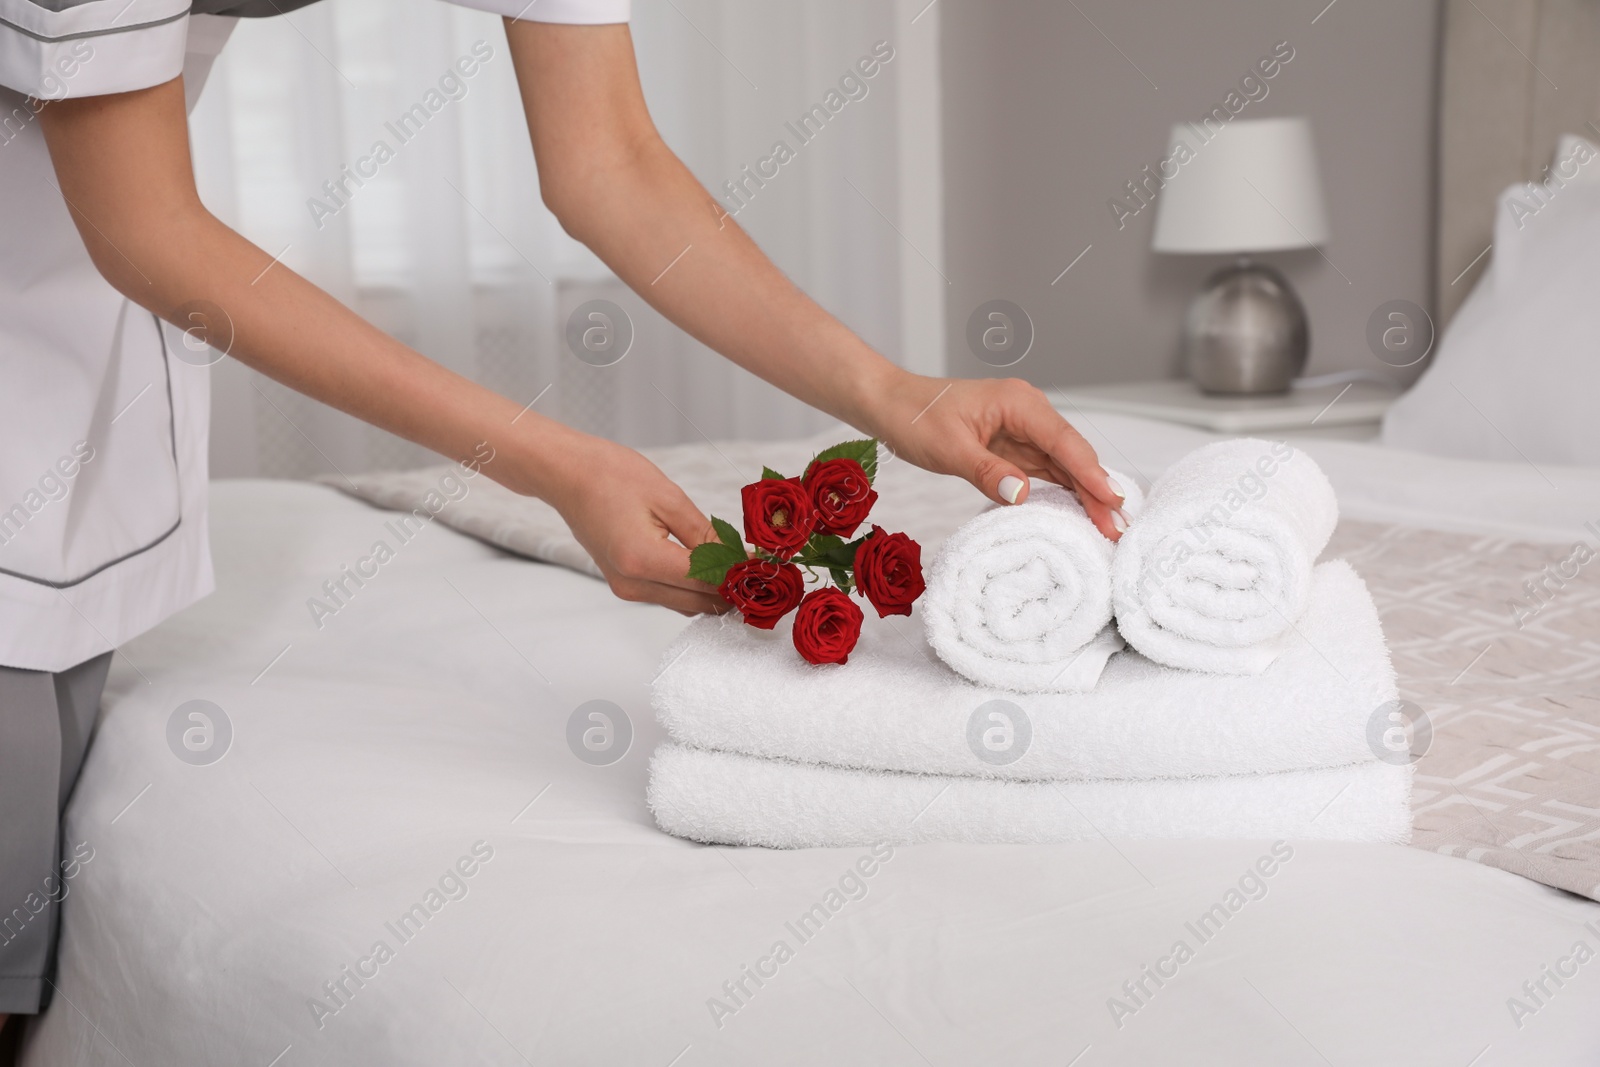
left=709, top=515, right=746, bottom=555
left=807, top=532, right=861, bottom=569
left=686, top=541, right=747, bottom=586
left=761, top=466, right=786, bottom=481
left=809, top=532, right=845, bottom=556
left=807, top=439, right=879, bottom=484
left=829, top=567, right=853, bottom=593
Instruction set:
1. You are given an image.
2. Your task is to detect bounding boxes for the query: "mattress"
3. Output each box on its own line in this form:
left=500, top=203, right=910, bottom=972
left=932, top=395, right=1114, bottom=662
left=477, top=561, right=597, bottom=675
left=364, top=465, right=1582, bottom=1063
left=24, top=414, right=1600, bottom=1066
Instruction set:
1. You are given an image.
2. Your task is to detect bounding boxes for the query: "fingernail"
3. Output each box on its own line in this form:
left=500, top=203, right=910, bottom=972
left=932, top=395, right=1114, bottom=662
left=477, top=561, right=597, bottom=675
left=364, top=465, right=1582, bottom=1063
left=1112, top=509, right=1129, bottom=533
left=999, top=475, right=1025, bottom=504
left=1105, top=475, right=1126, bottom=501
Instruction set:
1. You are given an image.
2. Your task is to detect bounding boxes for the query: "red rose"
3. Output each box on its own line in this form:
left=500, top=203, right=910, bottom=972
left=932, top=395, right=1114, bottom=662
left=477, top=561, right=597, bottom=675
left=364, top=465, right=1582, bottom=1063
left=718, top=559, right=805, bottom=629
left=854, top=528, right=925, bottom=618
left=803, top=458, right=878, bottom=537
left=741, top=477, right=815, bottom=559
left=792, top=587, right=864, bottom=665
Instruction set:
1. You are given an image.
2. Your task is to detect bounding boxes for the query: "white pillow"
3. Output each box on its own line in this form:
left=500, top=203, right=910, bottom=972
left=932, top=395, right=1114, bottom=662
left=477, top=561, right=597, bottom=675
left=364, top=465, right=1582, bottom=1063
left=1382, top=135, right=1600, bottom=466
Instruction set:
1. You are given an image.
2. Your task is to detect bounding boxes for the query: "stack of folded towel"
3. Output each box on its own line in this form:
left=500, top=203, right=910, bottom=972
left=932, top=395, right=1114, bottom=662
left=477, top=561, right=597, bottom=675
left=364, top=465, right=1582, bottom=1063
left=647, top=439, right=1411, bottom=849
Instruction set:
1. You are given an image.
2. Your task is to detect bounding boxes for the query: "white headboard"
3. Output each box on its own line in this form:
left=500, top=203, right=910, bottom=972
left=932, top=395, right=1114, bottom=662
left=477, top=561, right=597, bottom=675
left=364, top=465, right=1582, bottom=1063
left=1437, top=0, right=1600, bottom=325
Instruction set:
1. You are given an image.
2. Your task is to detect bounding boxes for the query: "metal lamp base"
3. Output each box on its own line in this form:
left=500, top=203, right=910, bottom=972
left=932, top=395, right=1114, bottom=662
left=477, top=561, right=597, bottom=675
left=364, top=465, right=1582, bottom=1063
left=1183, top=260, right=1309, bottom=395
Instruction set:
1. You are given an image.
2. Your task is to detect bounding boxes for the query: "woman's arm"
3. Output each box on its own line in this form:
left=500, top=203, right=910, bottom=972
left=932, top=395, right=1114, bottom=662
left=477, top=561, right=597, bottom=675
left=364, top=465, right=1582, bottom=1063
left=37, top=78, right=725, bottom=615
left=504, top=21, right=1129, bottom=535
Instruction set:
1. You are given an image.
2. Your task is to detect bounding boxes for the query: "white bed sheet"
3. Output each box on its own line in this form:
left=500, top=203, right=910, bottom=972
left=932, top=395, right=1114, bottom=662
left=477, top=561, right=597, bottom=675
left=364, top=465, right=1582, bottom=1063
left=25, top=420, right=1600, bottom=1066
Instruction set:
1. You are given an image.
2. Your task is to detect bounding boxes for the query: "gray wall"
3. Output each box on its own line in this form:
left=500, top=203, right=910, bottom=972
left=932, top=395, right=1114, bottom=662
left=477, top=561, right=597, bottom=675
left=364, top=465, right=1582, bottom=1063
left=941, top=0, right=1441, bottom=386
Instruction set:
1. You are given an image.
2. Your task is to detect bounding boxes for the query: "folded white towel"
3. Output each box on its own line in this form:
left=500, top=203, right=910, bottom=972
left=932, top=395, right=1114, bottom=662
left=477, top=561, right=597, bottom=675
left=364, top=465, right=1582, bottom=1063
left=648, top=743, right=1413, bottom=848
left=1111, top=438, right=1338, bottom=675
left=653, top=560, right=1395, bottom=781
left=923, top=475, right=1144, bottom=692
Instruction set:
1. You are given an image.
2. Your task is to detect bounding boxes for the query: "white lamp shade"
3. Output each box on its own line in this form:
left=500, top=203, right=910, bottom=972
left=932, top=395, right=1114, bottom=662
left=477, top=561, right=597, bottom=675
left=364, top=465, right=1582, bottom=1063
left=1151, top=116, right=1330, bottom=254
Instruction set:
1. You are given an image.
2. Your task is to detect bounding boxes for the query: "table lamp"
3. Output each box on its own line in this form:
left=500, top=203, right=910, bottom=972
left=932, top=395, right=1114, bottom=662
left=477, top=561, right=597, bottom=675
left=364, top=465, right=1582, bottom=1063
left=1152, top=116, right=1329, bottom=394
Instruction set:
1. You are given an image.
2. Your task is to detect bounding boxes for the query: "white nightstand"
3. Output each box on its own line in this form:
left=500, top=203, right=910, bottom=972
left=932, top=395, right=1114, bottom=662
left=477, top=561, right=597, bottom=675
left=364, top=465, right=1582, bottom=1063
left=1047, top=379, right=1402, bottom=441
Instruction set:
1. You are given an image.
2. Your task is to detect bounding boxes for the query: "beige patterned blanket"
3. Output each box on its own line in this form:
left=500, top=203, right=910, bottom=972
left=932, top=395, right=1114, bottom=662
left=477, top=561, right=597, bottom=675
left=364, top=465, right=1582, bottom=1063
left=1327, top=520, right=1600, bottom=901
left=328, top=454, right=1600, bottom=900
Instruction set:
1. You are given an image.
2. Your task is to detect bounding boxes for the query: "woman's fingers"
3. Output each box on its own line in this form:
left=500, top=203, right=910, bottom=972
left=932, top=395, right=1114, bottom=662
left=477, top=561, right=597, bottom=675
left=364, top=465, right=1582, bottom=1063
left=655, top=494, right=738, bottom=608
left=1076, top=482, right=1126, bottom=540
left=612, top=524, right=727, bottom=598
left=1012, top=457, right=1124, bottom=542
left=598, top=495, right=734, bottom=614
left=550, top=438, right=730, bottom=613
left=658, top=490, right=717, bottom=554
left=1006, top=390, right=1125, bottom=510
left=954, top=440, right=1035, bottom=506
left=603, top=530, right=728, bottom=611
left=619, top=579, right=729, bottom=616
left=957, top=431, right=1122, bottom=541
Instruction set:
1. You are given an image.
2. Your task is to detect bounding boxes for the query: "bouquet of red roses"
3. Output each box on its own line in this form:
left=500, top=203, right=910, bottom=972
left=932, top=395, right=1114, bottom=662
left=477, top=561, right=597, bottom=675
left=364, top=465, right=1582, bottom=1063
left=686, top=439, right=926, bottom=665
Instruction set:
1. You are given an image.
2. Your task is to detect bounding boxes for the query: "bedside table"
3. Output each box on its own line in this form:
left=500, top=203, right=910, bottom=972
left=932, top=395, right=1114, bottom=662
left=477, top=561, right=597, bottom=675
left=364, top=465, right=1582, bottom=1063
left=1047, top=379, right=1402, bottom=441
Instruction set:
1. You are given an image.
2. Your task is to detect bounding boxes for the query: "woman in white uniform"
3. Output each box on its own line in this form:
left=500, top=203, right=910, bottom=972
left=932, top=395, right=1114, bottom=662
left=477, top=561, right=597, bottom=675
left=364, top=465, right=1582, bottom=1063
left=0, top=0, right=1127, bottom=1039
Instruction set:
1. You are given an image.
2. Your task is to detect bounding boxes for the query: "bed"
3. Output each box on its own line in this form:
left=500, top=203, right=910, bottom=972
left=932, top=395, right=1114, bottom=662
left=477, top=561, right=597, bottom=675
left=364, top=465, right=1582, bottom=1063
left=22, top=409, right=1600, bottom=1066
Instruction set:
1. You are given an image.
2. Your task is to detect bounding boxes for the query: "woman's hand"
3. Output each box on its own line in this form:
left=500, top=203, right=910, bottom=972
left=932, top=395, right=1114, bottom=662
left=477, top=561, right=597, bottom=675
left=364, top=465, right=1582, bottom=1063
left=536, top=434, right=729, bottom=616
left=865, top=372, right=1131, bottom=540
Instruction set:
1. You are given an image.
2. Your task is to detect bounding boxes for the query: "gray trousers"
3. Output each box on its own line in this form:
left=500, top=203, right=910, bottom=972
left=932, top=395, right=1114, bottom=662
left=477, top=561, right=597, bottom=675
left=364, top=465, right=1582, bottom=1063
left=0, top=652, right=112, bottom=1015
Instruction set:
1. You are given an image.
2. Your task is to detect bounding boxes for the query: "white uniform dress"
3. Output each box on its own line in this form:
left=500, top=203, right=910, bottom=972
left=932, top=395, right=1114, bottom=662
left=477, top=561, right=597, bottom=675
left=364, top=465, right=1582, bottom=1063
left=0, top=0, right=628, bottom=673
left=0, top=0, right=628, bottom=1020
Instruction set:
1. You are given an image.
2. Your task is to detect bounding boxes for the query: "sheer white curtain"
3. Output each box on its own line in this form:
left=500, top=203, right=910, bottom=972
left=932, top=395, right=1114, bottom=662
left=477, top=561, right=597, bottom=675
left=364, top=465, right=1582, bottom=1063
left=190, top=0, right=944, bottom=480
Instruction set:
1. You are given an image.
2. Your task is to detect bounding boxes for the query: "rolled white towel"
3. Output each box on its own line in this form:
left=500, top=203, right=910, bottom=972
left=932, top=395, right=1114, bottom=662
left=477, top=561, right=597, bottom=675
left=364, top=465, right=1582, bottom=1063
left=1111, top=438, right=1337, bottom=674
left=923, top=475, right=1144, bottom=693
